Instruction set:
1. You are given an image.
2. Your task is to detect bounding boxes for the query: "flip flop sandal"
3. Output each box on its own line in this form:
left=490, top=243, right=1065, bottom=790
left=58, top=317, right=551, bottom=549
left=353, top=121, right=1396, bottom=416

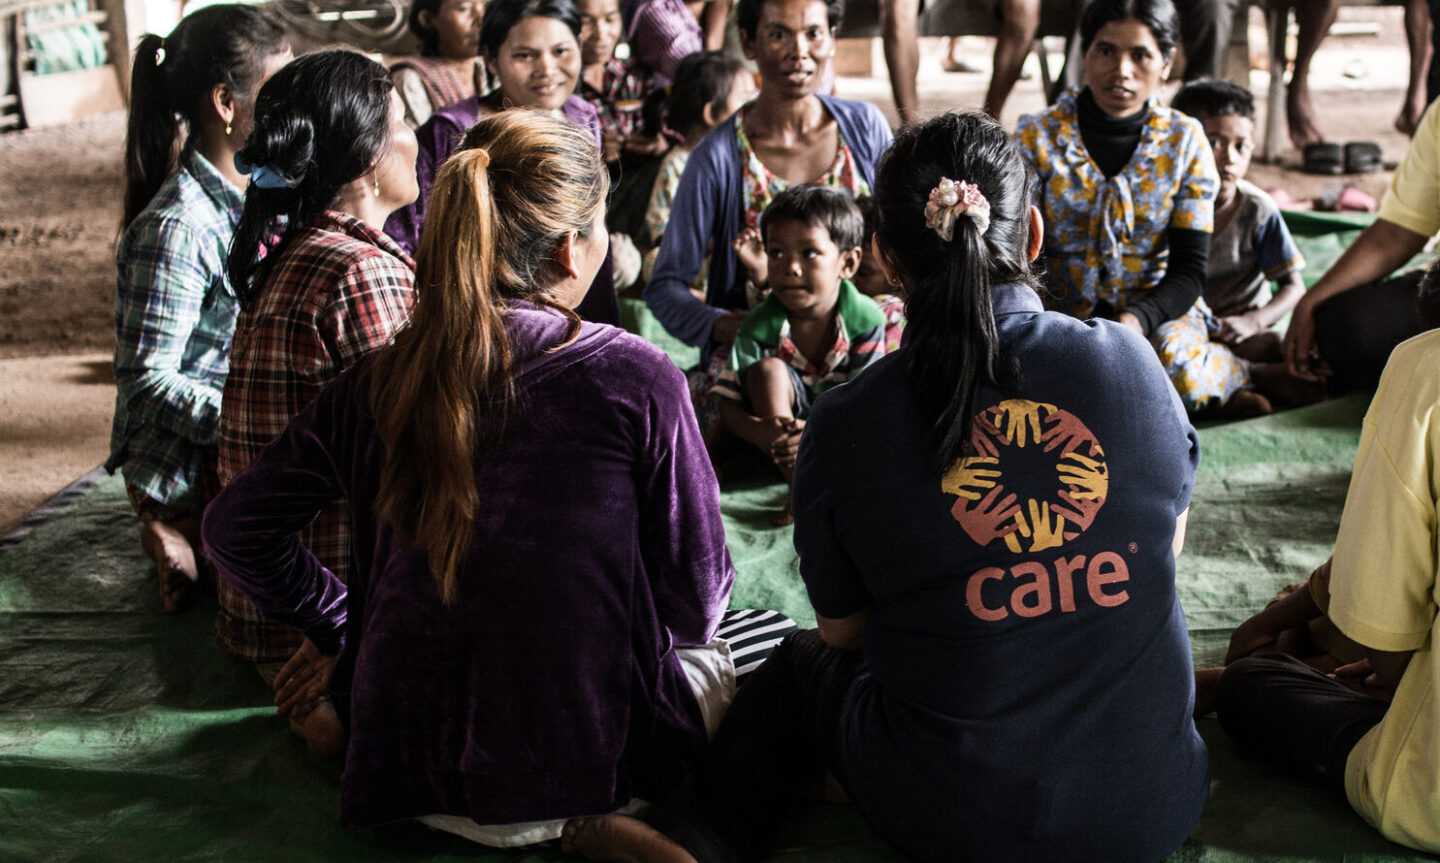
left=1302, top=142, right=1344, bottom=175
left=1344, top=141, right=1382, bottom=174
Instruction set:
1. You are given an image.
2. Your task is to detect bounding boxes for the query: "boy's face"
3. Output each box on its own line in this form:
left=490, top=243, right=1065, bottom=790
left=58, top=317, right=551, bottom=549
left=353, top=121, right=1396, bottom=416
left=764, top=219, right=861, bottom=318
left=1199, top=112, right=1254, bottom=199
left=577, top=0, right=622, bottom=67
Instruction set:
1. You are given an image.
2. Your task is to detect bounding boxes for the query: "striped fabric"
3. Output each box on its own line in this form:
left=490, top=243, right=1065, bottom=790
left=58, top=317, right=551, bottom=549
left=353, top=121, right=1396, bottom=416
left=625, top=0, right=701, bottom=86
left=717, top=608, right=799, bottom=677
left=215, top=211, right=416, bottom=663
left=107, top=148, right=244, bottom=512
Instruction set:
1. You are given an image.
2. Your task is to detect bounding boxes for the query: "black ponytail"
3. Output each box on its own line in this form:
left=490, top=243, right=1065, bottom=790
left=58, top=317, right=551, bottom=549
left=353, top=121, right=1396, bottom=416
left=121, top=4, right=286, bottom=227
left=228, top=50, right=395, bottom=309
left=873, top=111, right=1039, bottom=474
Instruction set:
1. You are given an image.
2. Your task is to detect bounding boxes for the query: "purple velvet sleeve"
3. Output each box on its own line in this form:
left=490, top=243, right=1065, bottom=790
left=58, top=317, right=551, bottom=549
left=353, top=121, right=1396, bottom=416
left=202, top=383, right=351, bottom=655
left=637, top=356, right=734, bottom=645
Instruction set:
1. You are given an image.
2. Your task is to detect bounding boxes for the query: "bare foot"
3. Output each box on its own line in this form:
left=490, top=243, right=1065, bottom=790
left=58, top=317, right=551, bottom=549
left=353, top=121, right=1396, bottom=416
left=1286, top=86, right=1325, bottom=151
left=287, top=698, right=346, bottom=760
left=561, top=815, right=696, bottom=863
left=1396, top=94, right=1426, bottom=137
left=770, top=499, right=794, bottom=527
left=1252, top=362, right=1328, bottom=407
left=1194, top=666, right=1223, bottom=718
left=1213, top=389, right=1273, bottom=420
left=139, top=519, right=199, bottom=613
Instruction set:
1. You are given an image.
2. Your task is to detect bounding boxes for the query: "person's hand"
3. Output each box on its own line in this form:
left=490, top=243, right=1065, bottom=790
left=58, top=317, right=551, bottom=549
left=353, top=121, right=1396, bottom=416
left=274, top=638, right=337, bottom=718
left=601, top=130, right=623, bottom=164
left=769, top=417, right=805, bottom=470
left=733, top=227, right=767, bottom=286
left=1224, top=613, right=1281, bottom=665
left=1282, top=295, right=1329, bottom=381
left=710, top=310, right=746, bottom=346
left=623, top=130, right=670, bottom=158
left=1116, top=312, right=1145, bottom=335
left=1214, top=313, right=1263, bottom=345
left=1329, top=658, right=1395, bottom=702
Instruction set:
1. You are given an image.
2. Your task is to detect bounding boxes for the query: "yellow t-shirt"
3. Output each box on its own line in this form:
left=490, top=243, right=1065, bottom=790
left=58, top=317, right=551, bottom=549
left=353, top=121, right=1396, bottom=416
left=1378, top=99, right=1440, bottom=238
left=1330, top=329, right=1440, bottom=853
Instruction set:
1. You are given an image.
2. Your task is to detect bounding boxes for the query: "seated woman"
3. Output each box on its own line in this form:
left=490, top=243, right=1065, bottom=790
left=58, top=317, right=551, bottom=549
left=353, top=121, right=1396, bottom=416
left=569, top=110, right=1208, bottom=863
left=203, top=110, right=737, bottom=846
left=384, top=0, right=617, bottom=324
left=1016, top=0, right=1251, bottom=416
left=106, top=4, right=289, bottom=612
left=1215, top=257, right=1440, bottom=854
left=643, top=0, right=892, bottom=359
left=216, top=50, right=419, bottom=749
left=390, top=0, right=490, bottom=128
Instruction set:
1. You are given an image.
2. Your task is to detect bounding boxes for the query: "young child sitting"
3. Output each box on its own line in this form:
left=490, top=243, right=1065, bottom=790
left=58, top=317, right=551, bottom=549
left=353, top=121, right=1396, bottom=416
left=714, top=184, right=888, bottom=525
left=1171, top=79, right=1320, bottom=411
left=852, top=195, right=906, bottom=353
left=637, top=50, right=753, bottom=297
left=390, top=0, right=489, bottom=128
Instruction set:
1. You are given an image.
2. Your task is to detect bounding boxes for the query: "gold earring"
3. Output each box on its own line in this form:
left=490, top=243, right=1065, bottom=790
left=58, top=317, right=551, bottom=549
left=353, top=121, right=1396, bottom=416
left=373, top=174, right=381, bottom=198
left=225, top=121, right=232, bottom=136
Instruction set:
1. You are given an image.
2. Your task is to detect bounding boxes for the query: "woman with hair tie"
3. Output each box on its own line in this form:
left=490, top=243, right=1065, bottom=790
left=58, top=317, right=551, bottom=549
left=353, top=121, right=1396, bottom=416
left=107, top=3, right=289, bottom=612
left=216, top=49, right=420, bottom=754
left=204, top=110, right=737, bottom=845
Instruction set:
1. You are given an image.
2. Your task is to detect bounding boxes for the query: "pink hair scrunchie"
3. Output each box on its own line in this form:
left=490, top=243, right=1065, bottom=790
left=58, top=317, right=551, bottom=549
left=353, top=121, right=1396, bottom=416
left=924, top=178, right=991, bottom=242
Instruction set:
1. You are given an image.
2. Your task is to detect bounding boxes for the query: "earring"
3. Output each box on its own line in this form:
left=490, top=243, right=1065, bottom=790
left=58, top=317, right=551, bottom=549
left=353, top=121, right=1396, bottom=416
left=225, top=121, right=232, bottom=136
left=372, top=174, right=381, bottom=198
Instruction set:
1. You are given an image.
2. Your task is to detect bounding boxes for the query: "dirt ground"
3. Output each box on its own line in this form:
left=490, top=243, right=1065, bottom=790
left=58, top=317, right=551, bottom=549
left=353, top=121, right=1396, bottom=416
left=0, top=7, right=1422, bottom=532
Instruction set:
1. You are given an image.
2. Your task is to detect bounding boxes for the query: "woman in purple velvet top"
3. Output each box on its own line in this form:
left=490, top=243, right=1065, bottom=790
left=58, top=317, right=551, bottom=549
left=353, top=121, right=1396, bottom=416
left=203, top=110, right=735, bottom=846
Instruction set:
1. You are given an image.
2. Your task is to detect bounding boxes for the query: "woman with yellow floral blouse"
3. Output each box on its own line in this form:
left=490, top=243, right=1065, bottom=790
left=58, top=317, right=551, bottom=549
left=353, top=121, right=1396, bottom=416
left=1017, top=0, right=1256, bottom=415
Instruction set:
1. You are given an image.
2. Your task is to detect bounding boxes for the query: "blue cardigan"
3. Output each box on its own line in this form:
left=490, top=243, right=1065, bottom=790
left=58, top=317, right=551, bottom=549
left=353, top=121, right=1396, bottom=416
left=644, top=94, right=893, bottom=348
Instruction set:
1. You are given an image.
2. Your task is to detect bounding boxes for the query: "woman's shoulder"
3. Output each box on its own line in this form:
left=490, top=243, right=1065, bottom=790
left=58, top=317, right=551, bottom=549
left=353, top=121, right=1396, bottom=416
left=275, top=214, right=414, bottom=289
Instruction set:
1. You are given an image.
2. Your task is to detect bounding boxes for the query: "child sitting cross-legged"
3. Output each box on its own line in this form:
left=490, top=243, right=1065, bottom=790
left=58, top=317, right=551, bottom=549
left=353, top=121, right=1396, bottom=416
left=715, top=184, right=888, bottom=525
left=1171, top=78, right=1323, bottom=411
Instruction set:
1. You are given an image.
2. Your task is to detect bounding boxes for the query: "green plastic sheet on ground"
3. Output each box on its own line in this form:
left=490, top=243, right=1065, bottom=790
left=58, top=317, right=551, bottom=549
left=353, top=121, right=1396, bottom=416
left=1, top=396, right=1438, bottom=862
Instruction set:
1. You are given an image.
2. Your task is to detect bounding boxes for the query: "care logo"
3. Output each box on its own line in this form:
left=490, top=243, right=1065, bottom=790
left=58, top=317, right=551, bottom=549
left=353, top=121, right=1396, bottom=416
left=941, top=399, right=1108, bottom=553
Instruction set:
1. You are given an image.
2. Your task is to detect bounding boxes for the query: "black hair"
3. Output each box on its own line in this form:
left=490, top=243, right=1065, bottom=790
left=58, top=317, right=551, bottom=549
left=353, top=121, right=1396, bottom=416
left=873, top=111, right=1038, bottom=474
left=1417, top=257, right=1440, bottom=330
left=1171, top=78, right=1256, bottom=122
left=1079, top=0, right=1180, bottom=58
left=228, top=50, right=396, bottom=308
left=408, top=0, right=446, bottom=55
left=760, top=184, right=863, bottom=251
left=653, top=50, right=749, bottom=140
left=122, top=4, right=287, bottom=227
left=736, top=0, right=844, bottom=40
left=854, top=194, right=877, bottom=245
left=479, top=0, right=581, bottom=58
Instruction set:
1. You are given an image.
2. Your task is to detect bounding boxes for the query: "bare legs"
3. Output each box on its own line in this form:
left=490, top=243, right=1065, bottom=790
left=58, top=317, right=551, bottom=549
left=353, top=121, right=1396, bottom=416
left=1286, top=0, right=1340, bottom=150
left=881, top=0, right=921, bottom=125
left=984, top=0, right=1041, bottom=119
left=1398, top=0, right=1434, bottom=135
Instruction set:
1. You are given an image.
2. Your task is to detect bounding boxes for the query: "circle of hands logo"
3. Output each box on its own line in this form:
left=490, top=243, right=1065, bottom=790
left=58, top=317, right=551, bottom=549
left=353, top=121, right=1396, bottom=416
left=940, top=399, right=1109, bottom=553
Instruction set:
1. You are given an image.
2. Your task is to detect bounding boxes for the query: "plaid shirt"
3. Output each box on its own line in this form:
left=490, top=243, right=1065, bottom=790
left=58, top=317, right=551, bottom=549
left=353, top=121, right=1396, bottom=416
left=107, top=148, right=243, bottom=511
left=579, top=57, right=649, bottom=142
left=216, top=211, right=416, bottom=662
left=717, top=280, right=887, bottom=403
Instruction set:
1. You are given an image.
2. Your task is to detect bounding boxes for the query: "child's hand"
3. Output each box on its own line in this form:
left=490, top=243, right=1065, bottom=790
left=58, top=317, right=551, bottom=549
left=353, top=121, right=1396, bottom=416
left=601, top=130, right=624, bottom=164
left=733, top=227, right=767, bottom=286
left=1328, top=658, right=1396, bottom=701
left=624, top=130, right=670, bottom=158
left=769, top=417, right=805, bottom=470
left=1214, top=313, right=1263, bottom=345
left=711, top=310, right=746, bottom=345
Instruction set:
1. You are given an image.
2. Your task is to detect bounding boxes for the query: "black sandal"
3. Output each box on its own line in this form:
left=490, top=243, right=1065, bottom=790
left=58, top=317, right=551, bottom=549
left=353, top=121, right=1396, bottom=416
left=1302, top=142, right=1344, bottom=175
left=1344, top=141, right=1382, bottom=174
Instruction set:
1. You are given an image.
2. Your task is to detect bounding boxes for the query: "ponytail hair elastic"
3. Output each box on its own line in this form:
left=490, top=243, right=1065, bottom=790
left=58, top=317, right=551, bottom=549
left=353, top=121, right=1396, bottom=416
left=234, top=152, right=301, bottom=190
left=924, top=177, right=990, bottom=242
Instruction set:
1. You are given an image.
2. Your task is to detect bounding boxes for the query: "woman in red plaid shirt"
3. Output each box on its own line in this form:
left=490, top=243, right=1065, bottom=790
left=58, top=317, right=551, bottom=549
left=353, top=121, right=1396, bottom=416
left=217, top=50, right=421, bottom=757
